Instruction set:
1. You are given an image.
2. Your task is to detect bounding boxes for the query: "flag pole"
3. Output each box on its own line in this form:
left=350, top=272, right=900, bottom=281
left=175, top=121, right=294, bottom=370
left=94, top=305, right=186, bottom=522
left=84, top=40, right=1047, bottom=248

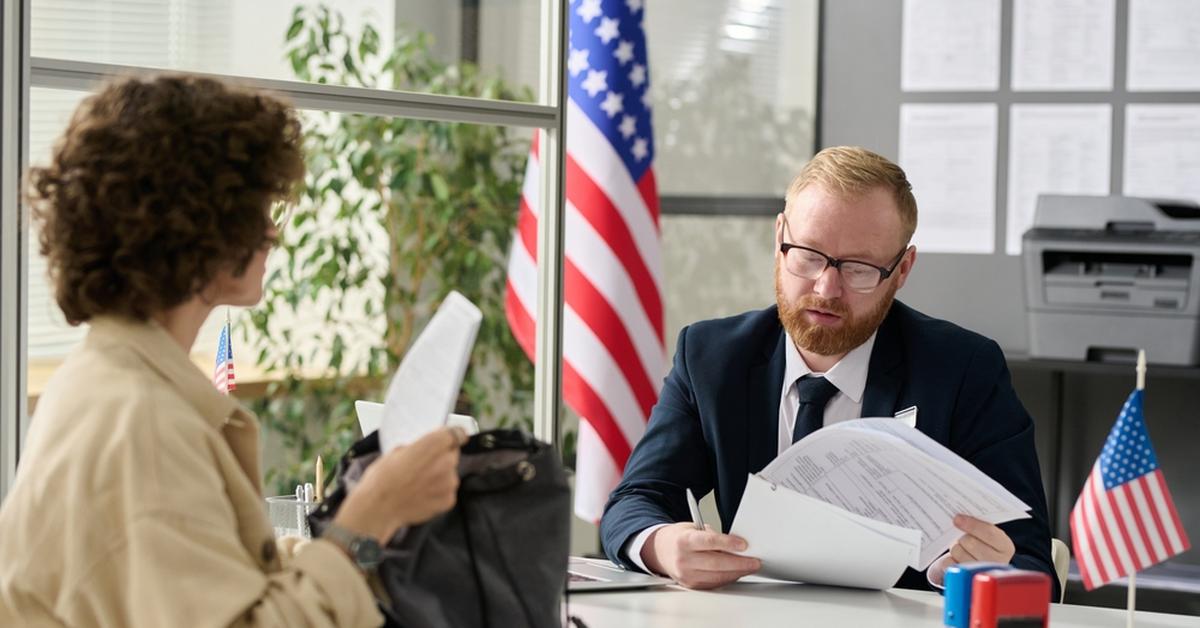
left=1128, top=349, right=1146, bottom=628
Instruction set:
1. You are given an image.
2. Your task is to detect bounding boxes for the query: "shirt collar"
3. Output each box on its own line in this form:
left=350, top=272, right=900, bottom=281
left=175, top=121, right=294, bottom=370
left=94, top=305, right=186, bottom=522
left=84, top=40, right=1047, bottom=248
left=86, top=315, right=250, bottom=428
left=782, top=330, right=877, bottom=404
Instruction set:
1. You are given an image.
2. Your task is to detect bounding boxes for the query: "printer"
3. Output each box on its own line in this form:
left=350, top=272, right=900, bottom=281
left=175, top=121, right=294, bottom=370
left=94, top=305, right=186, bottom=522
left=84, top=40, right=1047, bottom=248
left=1023, top=195, right=1200, bottom=366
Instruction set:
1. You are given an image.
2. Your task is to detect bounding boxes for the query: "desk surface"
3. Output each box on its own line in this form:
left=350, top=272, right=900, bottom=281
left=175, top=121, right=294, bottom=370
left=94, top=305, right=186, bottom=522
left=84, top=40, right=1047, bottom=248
left=566, top=583, right=1198, bottom=627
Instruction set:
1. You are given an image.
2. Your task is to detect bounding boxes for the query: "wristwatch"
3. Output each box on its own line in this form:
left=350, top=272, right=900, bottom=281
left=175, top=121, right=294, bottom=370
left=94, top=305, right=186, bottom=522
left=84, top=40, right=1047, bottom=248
left=322, top=524, right=384, bottom=572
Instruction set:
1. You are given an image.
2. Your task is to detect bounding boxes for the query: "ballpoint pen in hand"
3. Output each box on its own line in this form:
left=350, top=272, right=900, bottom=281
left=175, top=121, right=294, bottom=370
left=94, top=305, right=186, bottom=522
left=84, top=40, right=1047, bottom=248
left=686, top=488, right=705, bottom=531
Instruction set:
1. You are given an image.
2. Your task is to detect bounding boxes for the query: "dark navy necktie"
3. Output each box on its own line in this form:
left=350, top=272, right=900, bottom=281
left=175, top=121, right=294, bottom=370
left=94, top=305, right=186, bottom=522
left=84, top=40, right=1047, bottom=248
left=791, top=375, right=840, bottom=444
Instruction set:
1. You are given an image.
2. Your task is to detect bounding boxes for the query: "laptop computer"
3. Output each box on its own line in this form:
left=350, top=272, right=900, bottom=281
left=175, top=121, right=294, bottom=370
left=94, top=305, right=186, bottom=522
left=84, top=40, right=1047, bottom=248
left=567, top=556, right=671, bottom=592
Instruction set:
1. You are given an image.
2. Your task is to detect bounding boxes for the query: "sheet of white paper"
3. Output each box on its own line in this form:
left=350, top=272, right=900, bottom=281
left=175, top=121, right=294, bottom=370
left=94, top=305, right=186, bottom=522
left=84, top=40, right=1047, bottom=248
left=1123, top=105, right=1200, bottom=204
left=1006, top=104, right=1112, bottom=255
left=1011, top=0, right=1115, bottom=91
left=730, top=474, right=920, bottom=590
left=760, top=421, right=1029, bottom=569
left=1127, top=0, right=1200, bottom=91
left=823, top=418, right=1031, bottom=512
left=898, top=104, right=998, bottom=254
left=356, top=400, right=477, bottom=438
left=379, top=291, right=482, bottom=452
left=901, top=0, right=1001, bottom=91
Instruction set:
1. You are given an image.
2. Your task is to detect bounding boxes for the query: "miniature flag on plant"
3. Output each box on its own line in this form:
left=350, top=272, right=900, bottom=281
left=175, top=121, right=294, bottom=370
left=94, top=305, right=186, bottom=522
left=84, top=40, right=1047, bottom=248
left=1070, top=388, right=1190, bottom=590
left=213, top=318, right=236, bottom=394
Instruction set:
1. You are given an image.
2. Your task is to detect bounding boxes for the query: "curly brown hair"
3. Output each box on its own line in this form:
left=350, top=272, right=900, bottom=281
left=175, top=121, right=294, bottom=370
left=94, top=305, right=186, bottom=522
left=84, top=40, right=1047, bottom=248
left=28, top=74, right=305, bottom=324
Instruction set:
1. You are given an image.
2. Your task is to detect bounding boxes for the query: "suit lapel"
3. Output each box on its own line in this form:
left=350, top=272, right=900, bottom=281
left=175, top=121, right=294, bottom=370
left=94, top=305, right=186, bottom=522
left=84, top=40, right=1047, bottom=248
left=746, top=329, right=787, bottom=474
left=862, top=305, right=905, bottom=418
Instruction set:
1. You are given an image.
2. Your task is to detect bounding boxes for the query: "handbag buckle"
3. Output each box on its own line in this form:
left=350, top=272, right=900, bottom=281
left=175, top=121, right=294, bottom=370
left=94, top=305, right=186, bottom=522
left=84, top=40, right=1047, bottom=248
left=516, top=460, right=536, bottom=481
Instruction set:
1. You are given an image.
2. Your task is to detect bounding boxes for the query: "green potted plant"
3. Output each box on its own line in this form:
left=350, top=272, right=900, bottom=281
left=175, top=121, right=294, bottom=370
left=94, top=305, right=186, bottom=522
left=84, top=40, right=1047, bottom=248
left=248, top=3, right=536, bottom=493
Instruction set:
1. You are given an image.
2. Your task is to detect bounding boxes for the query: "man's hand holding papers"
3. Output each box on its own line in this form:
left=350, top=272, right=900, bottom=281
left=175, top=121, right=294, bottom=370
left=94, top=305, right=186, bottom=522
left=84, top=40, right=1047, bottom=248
left=642, top=523, right=761, bottom=590
left=926, top=514, right=1017, bottom=586
left=729, top=418, right=1031, bottom=590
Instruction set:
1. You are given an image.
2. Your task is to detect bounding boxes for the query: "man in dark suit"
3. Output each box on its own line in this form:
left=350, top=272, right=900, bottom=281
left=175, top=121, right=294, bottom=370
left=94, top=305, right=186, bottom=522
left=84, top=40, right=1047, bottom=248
left=599, top=146, right=1056, bottom=596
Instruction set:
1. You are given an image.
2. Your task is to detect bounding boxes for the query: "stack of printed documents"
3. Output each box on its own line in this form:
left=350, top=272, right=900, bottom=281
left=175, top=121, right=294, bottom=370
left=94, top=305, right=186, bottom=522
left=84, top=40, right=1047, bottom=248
left=729, top=418, right=1030, bottom=589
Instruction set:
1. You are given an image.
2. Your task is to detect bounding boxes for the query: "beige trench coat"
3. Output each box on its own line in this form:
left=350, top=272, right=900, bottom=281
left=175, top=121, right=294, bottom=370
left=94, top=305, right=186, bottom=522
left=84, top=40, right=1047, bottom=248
left=0, top=316, right=383, bottom=627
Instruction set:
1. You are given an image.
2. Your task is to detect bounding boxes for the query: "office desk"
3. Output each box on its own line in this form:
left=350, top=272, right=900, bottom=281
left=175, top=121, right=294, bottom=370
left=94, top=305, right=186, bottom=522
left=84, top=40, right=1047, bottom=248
left=566, top=583, right=1198, bottom=627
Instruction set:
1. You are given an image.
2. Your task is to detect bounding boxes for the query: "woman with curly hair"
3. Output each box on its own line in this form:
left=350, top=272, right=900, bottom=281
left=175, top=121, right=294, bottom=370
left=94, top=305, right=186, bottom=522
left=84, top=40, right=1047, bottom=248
left=0, top=75, right=464, bottom=627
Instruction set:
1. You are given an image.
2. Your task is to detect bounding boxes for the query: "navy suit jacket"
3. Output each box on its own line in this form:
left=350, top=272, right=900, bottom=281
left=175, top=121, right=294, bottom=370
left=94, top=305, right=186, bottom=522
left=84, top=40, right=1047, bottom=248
left=600, top=301, right=1057, bottom=595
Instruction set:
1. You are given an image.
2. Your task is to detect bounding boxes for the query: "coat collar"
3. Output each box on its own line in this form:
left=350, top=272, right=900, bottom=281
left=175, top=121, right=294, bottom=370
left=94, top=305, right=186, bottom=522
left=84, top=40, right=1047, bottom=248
left=861, top=302, right=906, bottom=418
left=746, top=312, right=788, bottom=474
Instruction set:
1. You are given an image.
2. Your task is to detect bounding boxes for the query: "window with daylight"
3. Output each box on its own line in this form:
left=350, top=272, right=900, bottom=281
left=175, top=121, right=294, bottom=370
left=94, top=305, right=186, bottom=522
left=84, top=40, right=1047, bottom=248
left=31, top=0, right=543, bottom=102
left=15, top=0, right=555, bottom=498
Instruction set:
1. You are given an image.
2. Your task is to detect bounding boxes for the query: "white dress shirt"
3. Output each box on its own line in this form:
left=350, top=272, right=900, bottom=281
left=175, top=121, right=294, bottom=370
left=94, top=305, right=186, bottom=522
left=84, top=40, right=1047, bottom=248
left=622, top=332, right=878, bottom=572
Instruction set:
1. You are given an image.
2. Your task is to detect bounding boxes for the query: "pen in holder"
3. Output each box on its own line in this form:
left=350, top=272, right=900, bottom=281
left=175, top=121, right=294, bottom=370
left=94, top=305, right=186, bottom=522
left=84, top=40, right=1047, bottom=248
left=265, top=495, right=319, bottom=539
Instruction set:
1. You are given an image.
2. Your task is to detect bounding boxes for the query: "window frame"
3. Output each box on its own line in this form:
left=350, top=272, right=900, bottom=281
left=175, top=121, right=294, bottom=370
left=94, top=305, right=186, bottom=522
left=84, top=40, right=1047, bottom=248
left=0, top=0, right=568, bottom=499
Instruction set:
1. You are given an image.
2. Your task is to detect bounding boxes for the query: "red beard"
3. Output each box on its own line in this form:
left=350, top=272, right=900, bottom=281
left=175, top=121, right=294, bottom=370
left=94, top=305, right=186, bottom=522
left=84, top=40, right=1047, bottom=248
left=775, top=263, right=897, bottom=356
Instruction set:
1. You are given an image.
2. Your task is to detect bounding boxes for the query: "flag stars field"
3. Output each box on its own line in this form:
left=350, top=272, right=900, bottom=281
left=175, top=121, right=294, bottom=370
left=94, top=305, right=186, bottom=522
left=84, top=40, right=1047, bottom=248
left=577, top=0, right=602, bottom=23
left=619, top=115, right=636, bottom=138
left=613, top=40, right=634, bottom=64
left=569, top=48, right=590, bottom=76
left=628, top=63, right=646, bottom=87
left=595, top=17, right=620, bottom=44
left=600, top=92, right=624, bottom=117
left=582, top=70, right=608, bottom=97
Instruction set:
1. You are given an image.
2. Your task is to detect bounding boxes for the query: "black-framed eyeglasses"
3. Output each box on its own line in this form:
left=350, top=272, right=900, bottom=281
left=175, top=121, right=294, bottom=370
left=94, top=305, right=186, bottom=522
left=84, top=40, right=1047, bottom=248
left=779, top=215, right=909, bottom=294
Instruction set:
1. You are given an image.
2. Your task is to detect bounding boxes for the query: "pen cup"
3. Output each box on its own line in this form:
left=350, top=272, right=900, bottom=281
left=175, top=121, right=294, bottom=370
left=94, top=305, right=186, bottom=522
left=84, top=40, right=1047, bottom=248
left=265, top=495, right=319, bottom=539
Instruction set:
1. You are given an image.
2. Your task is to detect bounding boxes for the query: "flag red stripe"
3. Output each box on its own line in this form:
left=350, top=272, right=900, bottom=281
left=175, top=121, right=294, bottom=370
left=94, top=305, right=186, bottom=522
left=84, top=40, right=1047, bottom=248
left=564, top=258, right=657, bottom=418
left=1103, top=486, right=1142, bottom=571
left=1120, top=483, right=1158, bottom=568
left=508, top=260, right=647, bottom=464
left=504, top=279, right=536, bottom=361
left=566, top=155, right=664, bottom=342
left=518, top=199, right=539, bottom=262
left=1138, top=474, right=1174, bottom=560
left=517, top=195, right=659, bottom=411
left=636, top=169, right=660, bottom=230
left=563, top=361, right=633, bottom=471
left=1151, top=471, right=1191, bottom=552
left=1073, top=468, right=1112, bottom=587
left=1087, top=473, right=1121, bottom=581
left=1070, top=507, right=1099, bottom=590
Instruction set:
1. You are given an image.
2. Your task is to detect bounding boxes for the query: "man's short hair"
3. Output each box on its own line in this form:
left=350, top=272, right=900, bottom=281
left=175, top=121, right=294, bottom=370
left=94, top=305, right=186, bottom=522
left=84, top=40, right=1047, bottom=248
left=27, top=74, right=305, bottom=324
left=786, top=146, right=917, bottom=246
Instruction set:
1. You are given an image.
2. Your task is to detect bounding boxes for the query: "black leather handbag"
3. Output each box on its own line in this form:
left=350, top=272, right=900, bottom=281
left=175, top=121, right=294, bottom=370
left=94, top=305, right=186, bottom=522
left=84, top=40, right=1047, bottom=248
left=309, top=429, right=571, bottom=628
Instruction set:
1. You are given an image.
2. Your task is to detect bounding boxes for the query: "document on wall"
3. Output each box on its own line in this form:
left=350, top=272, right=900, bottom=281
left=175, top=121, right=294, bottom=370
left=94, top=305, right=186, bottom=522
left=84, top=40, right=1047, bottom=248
left=1006, top=104, right=1112, bottom=255
left=730, top=418, right=1030, bottom=589
left=1127, top=0, right=1200, bottom=91
left=1123, top=105, right=1200, bottom=204
left=901, top=0, right=1000, bottom=91
left=898, top=104, right=998, bottom=254
left=379, top=291, right=482, bottom=452
left=1011, top=0, right=1115, bottom=91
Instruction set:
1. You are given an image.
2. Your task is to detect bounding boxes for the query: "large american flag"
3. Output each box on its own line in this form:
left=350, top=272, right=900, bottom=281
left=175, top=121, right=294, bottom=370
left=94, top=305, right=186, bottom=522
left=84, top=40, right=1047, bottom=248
left=1070, top=389, right=1190, bottom=590
left=213, top=321, right=237, bottom=394
left=506, top=0, right=664, bottom=521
